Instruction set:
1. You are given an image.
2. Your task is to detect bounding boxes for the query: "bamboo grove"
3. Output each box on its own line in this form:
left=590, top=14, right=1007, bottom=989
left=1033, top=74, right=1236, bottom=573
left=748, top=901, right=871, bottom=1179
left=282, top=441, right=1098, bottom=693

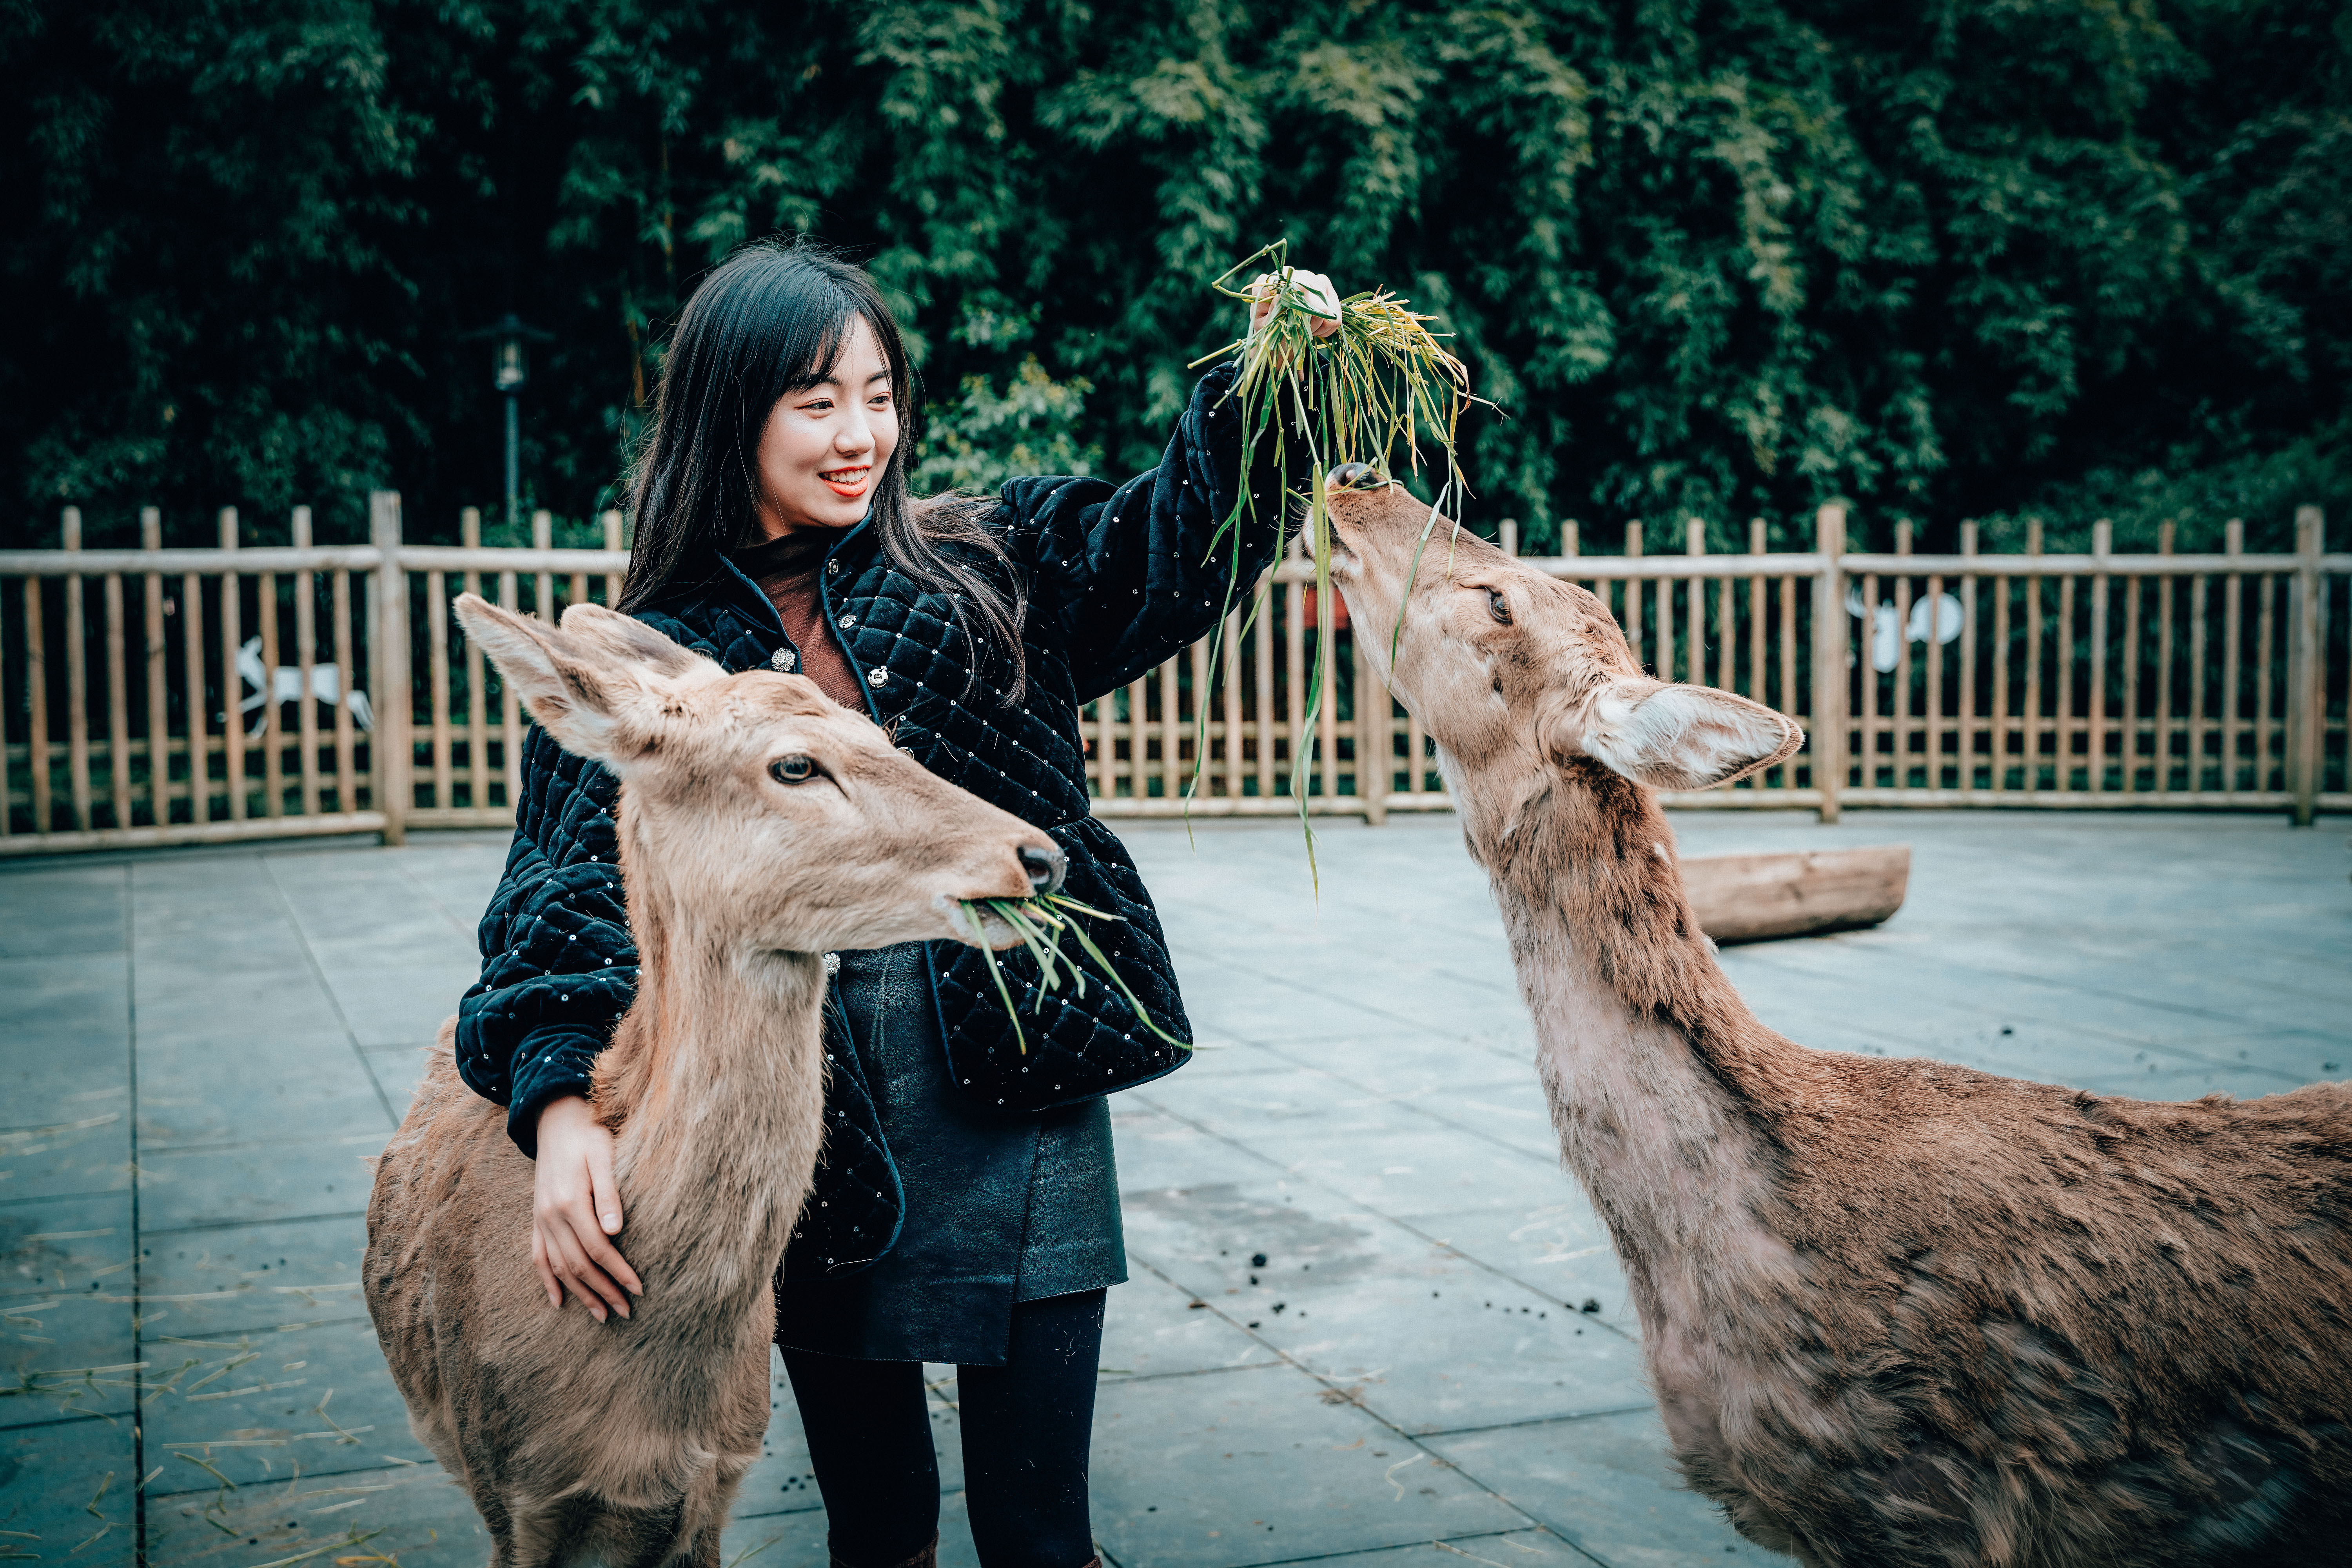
left=5, top=0, right=2346, bottom=555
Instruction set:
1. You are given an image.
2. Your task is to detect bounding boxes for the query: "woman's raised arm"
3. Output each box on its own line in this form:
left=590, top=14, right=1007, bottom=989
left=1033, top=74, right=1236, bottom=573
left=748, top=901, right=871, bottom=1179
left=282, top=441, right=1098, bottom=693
left=998, top=270, right=1338, bottom=700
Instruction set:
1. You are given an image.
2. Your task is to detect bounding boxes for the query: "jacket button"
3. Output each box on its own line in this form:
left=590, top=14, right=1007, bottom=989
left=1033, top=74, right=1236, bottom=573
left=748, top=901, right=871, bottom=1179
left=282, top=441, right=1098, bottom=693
left=770, top=648, right=797, bottom=672
left=867, top=666, right=889, bottom=687
left=826, top=560, right=841, bottom=575
left=837, top=613, right=855, bottom=628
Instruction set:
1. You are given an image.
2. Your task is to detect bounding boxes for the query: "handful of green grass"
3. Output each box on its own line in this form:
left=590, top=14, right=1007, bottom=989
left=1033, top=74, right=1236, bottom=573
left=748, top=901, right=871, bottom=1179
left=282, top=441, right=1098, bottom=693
left=1190, top=239, right=1485, bottom=878
left=958, top=892, right=1188, bottom=1055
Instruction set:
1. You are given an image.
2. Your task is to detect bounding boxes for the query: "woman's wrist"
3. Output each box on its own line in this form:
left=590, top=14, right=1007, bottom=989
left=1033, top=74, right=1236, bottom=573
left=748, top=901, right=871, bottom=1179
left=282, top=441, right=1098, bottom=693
left=537, top=1093, right=594, bottom=1141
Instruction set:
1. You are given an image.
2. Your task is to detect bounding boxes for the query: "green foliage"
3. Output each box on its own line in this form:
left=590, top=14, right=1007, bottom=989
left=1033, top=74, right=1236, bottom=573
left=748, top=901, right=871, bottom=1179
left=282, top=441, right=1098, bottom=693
left=4, top=0, right=2347, bottom=553
left=913, top=357, right=1099, bottom=495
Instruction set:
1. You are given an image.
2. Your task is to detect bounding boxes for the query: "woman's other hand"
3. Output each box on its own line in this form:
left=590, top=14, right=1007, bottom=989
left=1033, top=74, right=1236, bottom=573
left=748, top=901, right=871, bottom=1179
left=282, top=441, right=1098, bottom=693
left=532, top=1094, right=642, bottom=1321
left=1248, top=269, right=1343, bottom=340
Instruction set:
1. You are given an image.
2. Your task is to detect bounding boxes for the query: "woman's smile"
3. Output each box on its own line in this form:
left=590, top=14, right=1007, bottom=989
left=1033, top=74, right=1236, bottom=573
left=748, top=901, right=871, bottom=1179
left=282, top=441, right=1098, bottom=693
left=820, top=463, right=873, bottom=498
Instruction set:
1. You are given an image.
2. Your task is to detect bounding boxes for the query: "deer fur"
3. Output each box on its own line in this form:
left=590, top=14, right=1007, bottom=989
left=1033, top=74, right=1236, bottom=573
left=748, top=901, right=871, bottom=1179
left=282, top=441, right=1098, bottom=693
left=365, top=595, right=1059, bottom=1568
left=1324, top=473, right=2352, bottom=1568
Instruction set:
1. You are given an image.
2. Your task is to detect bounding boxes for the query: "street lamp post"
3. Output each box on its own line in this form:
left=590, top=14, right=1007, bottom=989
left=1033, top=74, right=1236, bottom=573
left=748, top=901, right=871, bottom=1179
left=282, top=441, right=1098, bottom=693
left=467, top=314, right=553, bottom=534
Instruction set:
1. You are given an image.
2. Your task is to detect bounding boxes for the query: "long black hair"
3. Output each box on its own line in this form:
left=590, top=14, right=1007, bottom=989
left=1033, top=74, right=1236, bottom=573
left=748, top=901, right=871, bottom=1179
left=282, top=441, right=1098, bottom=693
left=621, top=241, right=1026, bottom=698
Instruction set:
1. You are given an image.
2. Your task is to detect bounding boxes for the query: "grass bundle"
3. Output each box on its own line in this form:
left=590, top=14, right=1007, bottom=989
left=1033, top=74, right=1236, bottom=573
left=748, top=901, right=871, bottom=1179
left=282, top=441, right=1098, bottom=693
left=958, top=893, right=1189, bottom=1055
left=1189, top=239, right=1485, bottom=880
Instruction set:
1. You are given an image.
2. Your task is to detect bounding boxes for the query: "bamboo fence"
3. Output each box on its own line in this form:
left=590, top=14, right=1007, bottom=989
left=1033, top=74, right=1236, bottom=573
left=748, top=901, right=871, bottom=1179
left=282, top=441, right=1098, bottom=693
left=1, top=496, right=2343, bottom=857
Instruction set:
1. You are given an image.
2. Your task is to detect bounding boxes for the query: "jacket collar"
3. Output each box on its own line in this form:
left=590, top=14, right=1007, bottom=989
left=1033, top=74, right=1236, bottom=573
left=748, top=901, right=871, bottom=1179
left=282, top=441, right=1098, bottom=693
left=653, top=519, right=876, bottom=634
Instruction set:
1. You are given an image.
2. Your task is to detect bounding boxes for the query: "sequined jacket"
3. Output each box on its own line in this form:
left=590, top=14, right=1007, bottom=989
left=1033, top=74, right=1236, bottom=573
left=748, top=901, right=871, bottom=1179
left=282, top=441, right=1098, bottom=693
left=454, top=361, right=1284, bottom=1271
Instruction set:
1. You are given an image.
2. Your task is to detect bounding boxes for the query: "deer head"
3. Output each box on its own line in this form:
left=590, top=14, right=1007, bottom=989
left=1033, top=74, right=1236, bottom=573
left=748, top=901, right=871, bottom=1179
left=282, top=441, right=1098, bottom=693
left=1322, top=468, right=1800, bottom=808
left=453, top=594, right=1061, bottom=956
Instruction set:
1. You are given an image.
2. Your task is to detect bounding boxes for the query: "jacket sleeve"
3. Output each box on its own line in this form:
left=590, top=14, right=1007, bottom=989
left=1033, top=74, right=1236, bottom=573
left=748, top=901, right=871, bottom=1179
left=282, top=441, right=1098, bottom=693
left=1002, top=360, right=1296, bottom=703
left=454, top=725, right=638, bottom=1159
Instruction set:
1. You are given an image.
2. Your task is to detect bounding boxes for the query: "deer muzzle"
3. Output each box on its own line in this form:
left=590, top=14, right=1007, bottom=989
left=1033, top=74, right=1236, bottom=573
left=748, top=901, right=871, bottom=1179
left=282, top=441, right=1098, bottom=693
left=1020, top=842, right=1067, bottom=896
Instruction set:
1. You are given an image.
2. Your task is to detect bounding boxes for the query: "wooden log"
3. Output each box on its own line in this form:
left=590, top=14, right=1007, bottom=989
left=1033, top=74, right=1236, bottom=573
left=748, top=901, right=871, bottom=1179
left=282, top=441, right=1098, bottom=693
left=1681, top=844, right=1911, bottom=944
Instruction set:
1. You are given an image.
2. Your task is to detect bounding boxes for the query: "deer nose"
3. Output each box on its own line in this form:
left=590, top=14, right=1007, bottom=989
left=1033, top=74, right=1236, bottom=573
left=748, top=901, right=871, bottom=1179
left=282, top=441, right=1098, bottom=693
left=1020, top=843, right=1067, bottom=897
left=1327, top=462, right=1380, bottom=491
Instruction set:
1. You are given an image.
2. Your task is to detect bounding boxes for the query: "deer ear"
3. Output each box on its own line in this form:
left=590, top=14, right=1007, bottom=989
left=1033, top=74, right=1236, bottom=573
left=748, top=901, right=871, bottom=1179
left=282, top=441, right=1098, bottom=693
left=1551, top=675, right=1801, bottom=791
left=451, top=595, right=719, bottom=768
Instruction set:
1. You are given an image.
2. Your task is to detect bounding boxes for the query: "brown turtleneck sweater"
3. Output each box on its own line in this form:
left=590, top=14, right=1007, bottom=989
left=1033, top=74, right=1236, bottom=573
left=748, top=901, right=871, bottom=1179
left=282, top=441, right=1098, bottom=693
left=733, top=531, right=866, bottom=712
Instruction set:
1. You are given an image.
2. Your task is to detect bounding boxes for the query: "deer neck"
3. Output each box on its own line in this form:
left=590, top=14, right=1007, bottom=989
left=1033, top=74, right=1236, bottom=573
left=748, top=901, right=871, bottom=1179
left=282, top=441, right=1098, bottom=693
left=1449, top=752, right=1810, bottom=1319
left=591, top=816, right=830, bottom=1318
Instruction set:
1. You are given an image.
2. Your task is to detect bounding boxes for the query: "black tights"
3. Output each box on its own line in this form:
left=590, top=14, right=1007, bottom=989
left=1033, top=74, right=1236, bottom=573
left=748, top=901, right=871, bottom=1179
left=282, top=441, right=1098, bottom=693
left=781, top=1289, right=1105, bottom=1568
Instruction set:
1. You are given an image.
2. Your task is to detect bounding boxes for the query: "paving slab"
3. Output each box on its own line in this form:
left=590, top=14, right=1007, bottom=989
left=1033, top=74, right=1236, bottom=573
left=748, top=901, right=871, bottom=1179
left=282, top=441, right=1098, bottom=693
left=1, top=1192, right=138, bottom=1431
left=1087, top=1363, right=1531, bottom=1567
left=143, top=1455, right=489, bottom=1568
left=1120, top=1180, right=1650, bottom=1435
left=137, top=1214, right=372, bottom=1336
left=136, top=1137, right=382, bottom=1234
left=0, top=867, right=125, bottom=962
left=1254, top=1534, right=1583, bottom=1568
left=0, top=1413, right=139, bottom=1568
left=1099, top=1266, right=1286, bottom=1382
left=1426, top=1410, right=1771, bottom=1566
left=142, top=1315, right=419, bottom=1488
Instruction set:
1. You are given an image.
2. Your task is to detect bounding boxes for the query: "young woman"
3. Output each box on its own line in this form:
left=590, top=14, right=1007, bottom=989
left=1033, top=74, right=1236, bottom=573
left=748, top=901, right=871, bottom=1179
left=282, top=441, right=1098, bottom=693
left=455, top=241, right=1336, bottom=1568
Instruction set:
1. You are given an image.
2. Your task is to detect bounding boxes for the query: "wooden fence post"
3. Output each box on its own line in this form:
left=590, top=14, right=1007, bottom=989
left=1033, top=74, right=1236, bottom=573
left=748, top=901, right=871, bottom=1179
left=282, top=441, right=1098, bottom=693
left=62, top=508, right=91, bottom=832
left=1812, top=503, right=1847, bottom=822
left=602, top=509, right=626, bottom=605
left=2285, top=504, right=2323, bottom=826
left=372, top=490, right=412, bottom=845
left=142, top=508, right=169, bottom=830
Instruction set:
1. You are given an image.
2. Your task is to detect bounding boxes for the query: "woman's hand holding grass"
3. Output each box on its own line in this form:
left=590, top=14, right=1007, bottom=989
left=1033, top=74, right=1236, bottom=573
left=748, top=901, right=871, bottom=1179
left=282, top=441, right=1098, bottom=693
left=532, top=1094, right=642, bottom=1322
left=1248, top=269, right=1342, bottom=341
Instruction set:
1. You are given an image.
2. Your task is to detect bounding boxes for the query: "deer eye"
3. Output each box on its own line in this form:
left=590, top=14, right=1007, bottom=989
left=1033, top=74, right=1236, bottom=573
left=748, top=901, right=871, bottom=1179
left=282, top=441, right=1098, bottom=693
left=1486, top=588, right=1512, bottom=625
left=769, top=755, right=818, bottom=785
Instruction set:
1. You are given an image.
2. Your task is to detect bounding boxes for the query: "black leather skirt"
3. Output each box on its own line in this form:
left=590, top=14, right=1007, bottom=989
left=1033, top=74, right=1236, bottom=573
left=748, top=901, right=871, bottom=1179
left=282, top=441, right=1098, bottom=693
left=773, top=942, right=1127, bottom=1366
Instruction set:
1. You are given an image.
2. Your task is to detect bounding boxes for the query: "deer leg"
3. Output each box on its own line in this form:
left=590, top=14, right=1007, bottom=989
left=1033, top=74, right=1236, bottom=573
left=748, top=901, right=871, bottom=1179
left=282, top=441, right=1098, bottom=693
left=673, top=1455, right=751, bottom=1568
left=581, top=1497, right=689, bottom=1568
left=494, top=1491, right=592, bottom=1568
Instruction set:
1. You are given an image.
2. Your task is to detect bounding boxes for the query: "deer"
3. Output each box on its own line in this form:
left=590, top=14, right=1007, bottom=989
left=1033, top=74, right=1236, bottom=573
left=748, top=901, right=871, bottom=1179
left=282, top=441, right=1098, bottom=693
left=1321, top=466, right=2352, bottom=1568
left=364, top=594, right=1063, bottom=1568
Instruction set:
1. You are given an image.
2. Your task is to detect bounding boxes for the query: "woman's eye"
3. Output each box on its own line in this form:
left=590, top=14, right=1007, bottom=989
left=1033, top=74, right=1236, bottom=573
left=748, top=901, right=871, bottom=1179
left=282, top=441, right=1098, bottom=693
left=769, top=755, right=818, bottom=785
left=1486, top=588, right=1512, bottom=625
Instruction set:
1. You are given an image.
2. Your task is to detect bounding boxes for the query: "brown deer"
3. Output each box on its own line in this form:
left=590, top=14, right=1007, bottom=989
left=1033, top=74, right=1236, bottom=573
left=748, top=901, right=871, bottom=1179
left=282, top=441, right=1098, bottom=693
left=1323, top=467, right=2352, bottom=1568
left=365, top=595, right=1062, bottom=1568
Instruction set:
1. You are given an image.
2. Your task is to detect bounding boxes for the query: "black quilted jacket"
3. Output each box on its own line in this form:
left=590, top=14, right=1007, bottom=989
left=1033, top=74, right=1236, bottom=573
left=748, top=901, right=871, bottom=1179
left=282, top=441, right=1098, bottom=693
left=455, top=361, right=1284, bottom=1272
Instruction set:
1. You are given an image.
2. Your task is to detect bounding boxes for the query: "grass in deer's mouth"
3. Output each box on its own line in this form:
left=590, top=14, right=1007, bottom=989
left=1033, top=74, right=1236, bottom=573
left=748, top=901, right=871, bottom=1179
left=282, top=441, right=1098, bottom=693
left=957, top=893, right=1187, bottom=1056
left=1189, top=239, right=1487, bottom=886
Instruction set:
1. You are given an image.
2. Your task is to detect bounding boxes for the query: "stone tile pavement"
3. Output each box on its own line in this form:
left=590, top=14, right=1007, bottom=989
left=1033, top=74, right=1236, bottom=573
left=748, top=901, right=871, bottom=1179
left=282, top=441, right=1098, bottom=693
left=3, top=811, right=2345, bottom=1568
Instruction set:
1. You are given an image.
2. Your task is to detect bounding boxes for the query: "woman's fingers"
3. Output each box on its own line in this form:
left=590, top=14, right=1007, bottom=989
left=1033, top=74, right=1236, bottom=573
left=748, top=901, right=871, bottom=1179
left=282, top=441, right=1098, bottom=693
left=544, top=1218, right=631, bottom=1321
left=1293, top=270, right=1342, bottom=338
left=550, top=1234, right=612, bottom=1323
left=571, top=1215, right=642, bottom=1306
left=581, top=1135, right=643, bottom=1298
left=1245, top=270, right=1342, bottom=339
left=531, top=1228, right=562, bottom=1309
left=1247, top=274, right=1278, bottom=335
left=584, top=1140, right=641, bottom=1278
left=550, top=1190, right=634, bottom=1318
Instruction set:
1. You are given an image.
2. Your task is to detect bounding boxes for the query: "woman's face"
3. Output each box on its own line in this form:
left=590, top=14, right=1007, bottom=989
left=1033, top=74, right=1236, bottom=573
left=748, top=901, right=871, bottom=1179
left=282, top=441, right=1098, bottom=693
left=752, top=313, right=899, bottom=539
